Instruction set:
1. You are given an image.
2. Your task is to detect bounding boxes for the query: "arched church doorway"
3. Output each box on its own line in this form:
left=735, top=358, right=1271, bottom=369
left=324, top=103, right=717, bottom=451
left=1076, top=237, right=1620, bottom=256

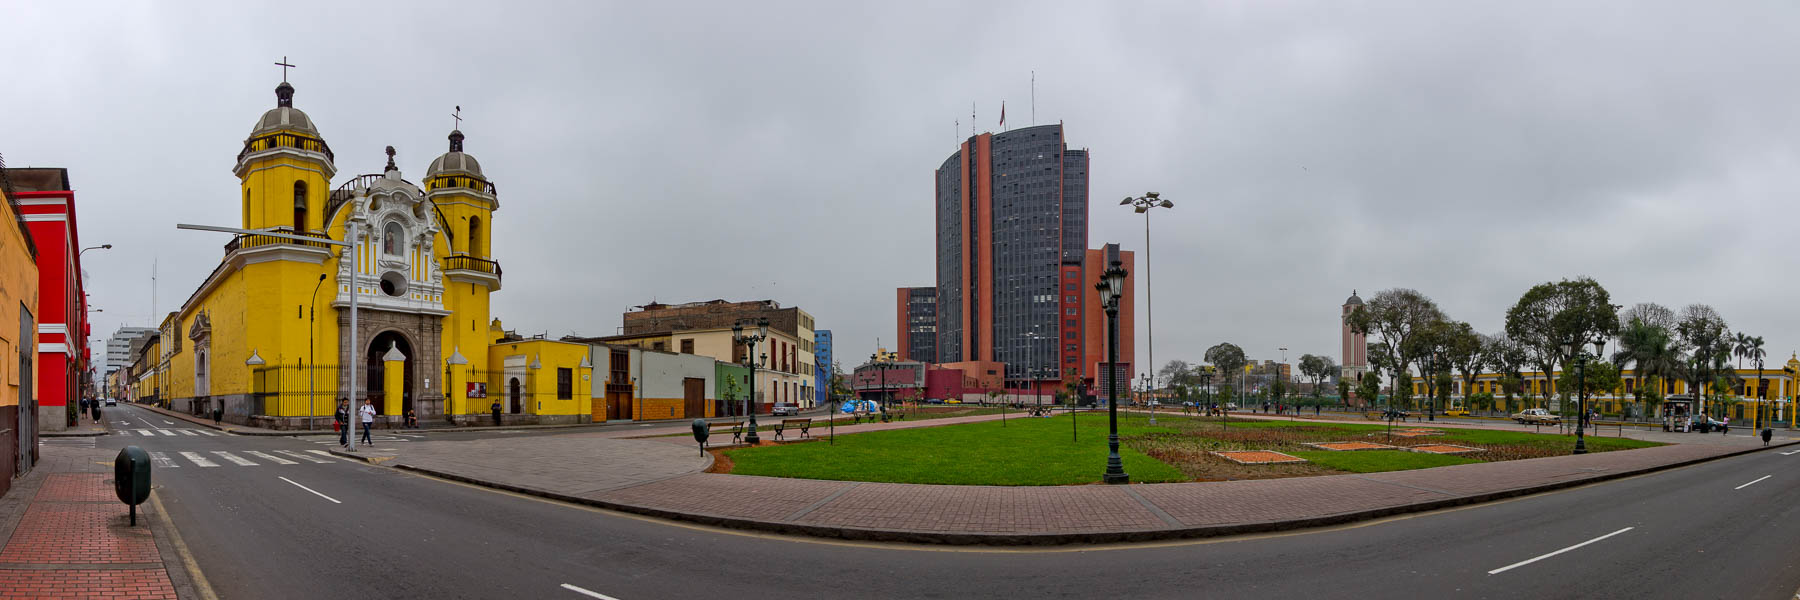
left=367, top=331, right=415, bottom=416
left=509, top=377, right=522, bottom=414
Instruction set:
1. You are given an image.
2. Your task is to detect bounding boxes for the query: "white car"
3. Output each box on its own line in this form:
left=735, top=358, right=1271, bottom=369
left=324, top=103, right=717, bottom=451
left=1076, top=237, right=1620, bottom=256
left=770, top=402, right=800, bottom=416
left=104, top=398, right=117, bottom=407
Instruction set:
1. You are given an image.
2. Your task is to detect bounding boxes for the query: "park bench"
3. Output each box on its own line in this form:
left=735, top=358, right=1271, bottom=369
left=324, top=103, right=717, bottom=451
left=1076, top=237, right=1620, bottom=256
left=1028, top=405, right=1054, bottom=417
left=708, top=421, right=743, bottom=446
left=774, top=418, right=812, bottom=441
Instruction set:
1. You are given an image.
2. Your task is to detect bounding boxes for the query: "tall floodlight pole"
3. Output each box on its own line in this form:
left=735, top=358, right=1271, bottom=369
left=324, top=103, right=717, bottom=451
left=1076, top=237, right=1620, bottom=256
left=1096, top=259, right=1130, bottom=484
left=1122, top=193, right=1172, bottom=395
left=178, top=223, right=359, bottom=449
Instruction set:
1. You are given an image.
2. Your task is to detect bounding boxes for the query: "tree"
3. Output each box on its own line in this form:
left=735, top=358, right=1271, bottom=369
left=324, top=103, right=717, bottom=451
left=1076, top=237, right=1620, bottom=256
left=1676, top=304, right=1729, bottom=415
left=1444, top=322, right=1485, bottom=409
left=1612, top=318, right=1680, bottom=420
left=1159, top=360, right=1194, bottom=391
left=1298, top=354, right=1335, bottom=399
left=1620, top=302, right=1677, bottom=331
left=1483, top=333, right=1528, bottom=412
left=1204, top=343, right=1248, bottom=396
left=1336, top=378, right=1350, bottom=404
left=1746, top=335, right=1767, bottom=426
left=1357, top=371, right=1382, bottom=407
left=1347, top=289, right=1445, bottom=412
left=1558, top=360, right=1620, bottom=408
left=1505, top=277, right=1620, bottom=414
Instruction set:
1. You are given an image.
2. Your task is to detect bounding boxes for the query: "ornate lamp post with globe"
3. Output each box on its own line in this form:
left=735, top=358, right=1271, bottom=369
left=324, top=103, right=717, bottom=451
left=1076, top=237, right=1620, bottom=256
left=1561, top=336, right=1606, bottom=455
left=732, top=318, right=770, bottom=445
left=1095, top=259, right=1130, bottom=484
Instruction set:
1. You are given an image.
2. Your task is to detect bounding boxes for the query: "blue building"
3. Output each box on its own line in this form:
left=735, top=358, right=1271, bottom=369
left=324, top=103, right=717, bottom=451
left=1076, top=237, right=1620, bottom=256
left=815, top=329, right=833, bottom=405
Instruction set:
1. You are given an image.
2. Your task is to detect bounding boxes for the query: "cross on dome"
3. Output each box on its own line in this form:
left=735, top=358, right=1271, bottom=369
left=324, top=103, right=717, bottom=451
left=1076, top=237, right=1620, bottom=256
left=274, top=56, right=295, bottom=83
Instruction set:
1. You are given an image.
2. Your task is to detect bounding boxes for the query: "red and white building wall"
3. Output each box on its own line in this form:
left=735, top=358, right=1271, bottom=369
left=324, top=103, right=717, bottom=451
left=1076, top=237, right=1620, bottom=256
left=12, top=168, right=88, bottom=432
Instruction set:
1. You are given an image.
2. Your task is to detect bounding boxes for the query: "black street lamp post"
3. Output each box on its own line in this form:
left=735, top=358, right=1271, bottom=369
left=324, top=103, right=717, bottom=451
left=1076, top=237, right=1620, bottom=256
left=1562, top=337, right=1605, bottom=455
left=732, top=318, right=770, bottom=445
left=1095, top=259, right=1129, bottom=484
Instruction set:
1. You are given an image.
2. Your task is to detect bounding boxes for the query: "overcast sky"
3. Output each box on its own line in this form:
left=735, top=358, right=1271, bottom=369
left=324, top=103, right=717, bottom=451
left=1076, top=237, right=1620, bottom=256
left=6, top=1, right=1799, bottom=376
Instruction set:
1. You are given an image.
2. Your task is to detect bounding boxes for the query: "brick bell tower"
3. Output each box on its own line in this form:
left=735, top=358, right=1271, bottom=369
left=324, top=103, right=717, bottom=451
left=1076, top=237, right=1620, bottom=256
left=1341, top=291, right=1368, bottom=398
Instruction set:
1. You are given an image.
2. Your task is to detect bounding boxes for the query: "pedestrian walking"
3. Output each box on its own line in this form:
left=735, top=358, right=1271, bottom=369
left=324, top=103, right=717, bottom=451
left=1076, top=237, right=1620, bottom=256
left=1721, top=416, right=1730, bottom=436
left=335, top=400, right=349, bottom=447
left=359, top=401, right=375, bottom=446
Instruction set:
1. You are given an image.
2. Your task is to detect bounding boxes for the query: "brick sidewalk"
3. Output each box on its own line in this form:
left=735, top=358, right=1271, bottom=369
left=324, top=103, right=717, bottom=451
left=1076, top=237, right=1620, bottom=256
left=0, top=446, right=183, bottom=599
left=381, top=411, right=1795, bottom=545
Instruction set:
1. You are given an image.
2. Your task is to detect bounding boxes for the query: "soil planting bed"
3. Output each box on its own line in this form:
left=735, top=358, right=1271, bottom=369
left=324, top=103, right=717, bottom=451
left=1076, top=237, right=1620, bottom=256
left=1408, top=444, right=1484, bottom=454
left=1212, top=450, right=1307, bottom=465
left=1305, top=441, right=1398, bottom=451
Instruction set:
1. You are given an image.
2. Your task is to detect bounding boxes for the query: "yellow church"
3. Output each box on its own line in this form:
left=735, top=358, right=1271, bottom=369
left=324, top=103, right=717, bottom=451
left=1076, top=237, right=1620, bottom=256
left=152, top=78, right=590, bottom=428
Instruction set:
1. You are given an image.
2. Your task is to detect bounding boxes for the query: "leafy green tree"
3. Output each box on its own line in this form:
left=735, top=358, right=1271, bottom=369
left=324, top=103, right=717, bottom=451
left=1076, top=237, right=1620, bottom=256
left=1204, top=343, right=1247, bottom=406
left=1443, top=322, right=1485, bottom=408
left=1336, top=378, right=1350, bottom=404
left=1505, top=277, right=1620, bottom=413
left=1347, top=289, right=1445, bottom=413
left=1676, top=304, right=1730, bottom=414
left=1357, top=370, right=1382, bottom=407
left=1483, top=332, right=1528, bottom=410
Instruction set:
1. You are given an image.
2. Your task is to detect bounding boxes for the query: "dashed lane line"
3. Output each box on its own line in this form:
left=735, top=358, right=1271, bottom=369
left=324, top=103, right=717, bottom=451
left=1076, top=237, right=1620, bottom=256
left=1736, top=475, right=1772, bottom=490
left=1488, top=527, right=1634, bottom=575
left=279, top=476, right=341, bottom=504
left=560, top=584, right=622, bottom=599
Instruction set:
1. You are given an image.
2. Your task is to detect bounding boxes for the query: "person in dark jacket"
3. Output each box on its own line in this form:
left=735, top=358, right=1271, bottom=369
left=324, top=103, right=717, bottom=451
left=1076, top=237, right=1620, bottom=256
left=1763, top=428, right=1775, bottom=446
left=491, top=399, right=502, bottom=427
left=335, top=400, right=350, bottom=447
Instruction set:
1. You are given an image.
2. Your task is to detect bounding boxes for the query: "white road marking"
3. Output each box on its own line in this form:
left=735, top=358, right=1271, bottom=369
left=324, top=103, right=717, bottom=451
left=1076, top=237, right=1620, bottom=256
left=158, top=430, right=177, bottom=436
left=279, top=476, right=341, bottom=504
left=196, top=430, right=219, bottom=436
left=560, top=584, right=622, bottom=599
left=178, top=452, right=219, bottom=467
left=178, top=430, right=198, bottom=436
left=278, top=450, right=331, bottom=464
left=245, top=451, right=297, bottom=465
left=1735, top=475, right=1772, bottom=490
left=150, top=452, right=178, bottom=468
left=137, top=430, right=155, bottom=436
left=1488, top=527, right=1634, bottom=575
left=1781, top=449, right=1800, bottom=456
left=163, top=420, right=174, bottom=425
left=211, top=451, right=258, bottom=466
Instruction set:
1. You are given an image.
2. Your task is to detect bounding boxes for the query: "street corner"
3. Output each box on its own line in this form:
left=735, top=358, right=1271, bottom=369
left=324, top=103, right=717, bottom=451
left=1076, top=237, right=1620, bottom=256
left=327, top=447, right=398, bottom=465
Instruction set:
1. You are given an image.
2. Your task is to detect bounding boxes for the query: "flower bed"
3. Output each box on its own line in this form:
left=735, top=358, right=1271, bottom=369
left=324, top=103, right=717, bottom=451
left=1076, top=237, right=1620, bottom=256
left=1212, top=450, right=1307, bottom=465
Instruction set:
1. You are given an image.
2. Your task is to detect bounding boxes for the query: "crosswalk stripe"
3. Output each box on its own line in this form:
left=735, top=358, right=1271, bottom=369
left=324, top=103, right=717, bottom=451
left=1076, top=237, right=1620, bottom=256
left=179, top=451, right=219, bottom=467
left=245, top=450, right=297, bottom=465
left=196, top=430, right=219, bottom=436
left=211, top=451, right=258, bottom=466
left=306, top=450, right=336, bottom=460
left=137, top=430, right=155, bottom=436
left=150, top=451, right=178, bottom=468
left=278, top=450, right=331, bottom=464
left=178, top=429, right=199, bottom=436
left=158, top=430, right=177, bottom=436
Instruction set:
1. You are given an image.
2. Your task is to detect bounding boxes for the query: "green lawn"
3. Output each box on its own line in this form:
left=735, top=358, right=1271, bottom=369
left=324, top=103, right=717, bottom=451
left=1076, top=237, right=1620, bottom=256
left=724, top=414, right=1188, bottom=485
left=722, top=413, right=1663, bottom=486
left=1290, top=450, right=1481, bottom=473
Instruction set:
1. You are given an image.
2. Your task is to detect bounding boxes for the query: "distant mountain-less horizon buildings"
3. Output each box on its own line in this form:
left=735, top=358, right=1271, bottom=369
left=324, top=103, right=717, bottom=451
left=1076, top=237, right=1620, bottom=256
left=896, top=123, right=1135, bottom=397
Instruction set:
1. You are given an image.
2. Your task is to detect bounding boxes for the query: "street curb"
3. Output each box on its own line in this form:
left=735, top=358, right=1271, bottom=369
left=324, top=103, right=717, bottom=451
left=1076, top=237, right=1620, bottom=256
left=40, top=431, right=108, bottom=437
left=395, top=440, right=1795, bottom=546
left=326, top=448, right=394, bottom=464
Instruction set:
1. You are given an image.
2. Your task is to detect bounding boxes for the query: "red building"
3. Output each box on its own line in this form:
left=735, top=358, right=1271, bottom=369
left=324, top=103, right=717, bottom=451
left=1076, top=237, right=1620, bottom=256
left=1081, top=244, right=1134, bottom=404
left=9, top=168, right=91, bottom=432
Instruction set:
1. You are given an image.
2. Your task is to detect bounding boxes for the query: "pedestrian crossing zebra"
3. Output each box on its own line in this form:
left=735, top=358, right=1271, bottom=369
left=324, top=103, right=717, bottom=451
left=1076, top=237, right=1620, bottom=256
left=130, top=429, right=219, bottom=437
left=150, top=449, right=341, bottom=468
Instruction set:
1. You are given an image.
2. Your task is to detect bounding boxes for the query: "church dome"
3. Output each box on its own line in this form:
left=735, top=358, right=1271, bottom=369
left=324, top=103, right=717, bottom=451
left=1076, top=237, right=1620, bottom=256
left=1344, top=290, right=1364, bottom=306
left=249, top=82, right=320, bottom=137
left=426, top=130, right=483, bottom=177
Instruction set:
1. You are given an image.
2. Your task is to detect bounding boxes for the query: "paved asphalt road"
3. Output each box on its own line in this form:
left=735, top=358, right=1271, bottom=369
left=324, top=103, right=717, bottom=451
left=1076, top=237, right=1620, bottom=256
left=104, top=404, right=1799, bottom=600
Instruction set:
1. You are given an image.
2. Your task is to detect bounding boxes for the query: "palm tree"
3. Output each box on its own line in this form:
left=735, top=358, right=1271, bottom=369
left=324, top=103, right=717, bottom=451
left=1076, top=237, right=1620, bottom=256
left=1613, top=319, right=1682, bottom=421
left=1732, top=331, right=1752, bottom=370
left=1746, top=335, right=1767, bottom=427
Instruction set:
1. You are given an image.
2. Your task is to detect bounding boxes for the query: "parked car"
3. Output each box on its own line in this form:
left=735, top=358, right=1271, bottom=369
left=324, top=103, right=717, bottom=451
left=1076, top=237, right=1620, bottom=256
left=104, top=398, right=118, bottom=407
left=1512, top=408, right=1561, bottom=425
left=945, top=399, right=962, bottom=404
left=770, top=402, right=800, bottom=416
left=925, top=398, right=945, bottom=405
